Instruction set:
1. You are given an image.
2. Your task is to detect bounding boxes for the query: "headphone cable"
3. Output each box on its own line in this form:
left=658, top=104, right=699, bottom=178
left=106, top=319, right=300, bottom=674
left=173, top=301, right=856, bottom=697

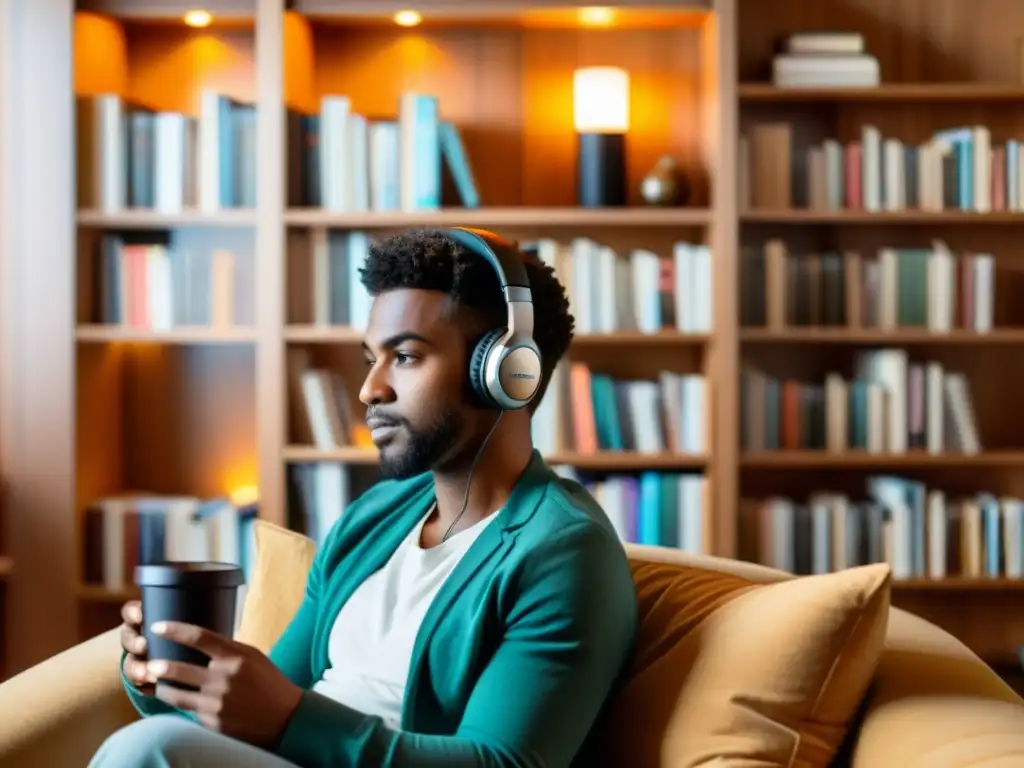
left=441, top=410, right=505, bottom=543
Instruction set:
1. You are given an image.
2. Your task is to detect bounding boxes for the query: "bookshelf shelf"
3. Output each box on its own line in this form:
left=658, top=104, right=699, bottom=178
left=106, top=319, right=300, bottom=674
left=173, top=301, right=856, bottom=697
left=283, top=446, right=708, bottom=471
left=75, top=326, right=257, bottom=344
left=893, top=578, right=1024, bottom=591
left=548, top=452, right=709, bottom=471
left=80, top=0, right=256, bottom=22
left=741, top=451, right=1024, bottom=469
left=738, top=83, right=1024, bottom=102
left=560, top=331, right=711, bottom=347
left=283, top=326, right=363, bottom=344
left=282, top=445, right=379, bottom=464
left=77, top=209, right=258, bottom=228
left=285, top=326, right=711, bottom=346
left=739, top=329, right=1024, bottom=345
left=739, top=210, right=1024, bottom=224
left=284, top=207, right=714, bottom=229
left=76, top=584, right=134, bottom=603
left=293, top=2, right=713, bottom=27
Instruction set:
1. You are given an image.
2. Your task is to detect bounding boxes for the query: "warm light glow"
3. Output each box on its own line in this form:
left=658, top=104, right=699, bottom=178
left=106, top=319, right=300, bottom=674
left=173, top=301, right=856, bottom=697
left=579, top=7, right=616, bottom=27
left=183, top=9, right=213, bottom=28
left=573, top=66, right=630, bottom=133
left=394, top=10, right=422, bottom=27
left=229, top=484, right=259, bottom=507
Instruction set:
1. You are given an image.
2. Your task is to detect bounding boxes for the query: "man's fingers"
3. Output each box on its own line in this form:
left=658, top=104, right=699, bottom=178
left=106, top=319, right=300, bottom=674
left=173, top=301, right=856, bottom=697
left=151, top=621, right=236, bottom=658
left=146, top=659, right=211, bottom=689
left=119, top=624, right=147, bottom=656
left=153, top=682, right=205, bottom=713
left=123, top=656, right=150, bottom=687
left=121, top=600, right=142, bottom=626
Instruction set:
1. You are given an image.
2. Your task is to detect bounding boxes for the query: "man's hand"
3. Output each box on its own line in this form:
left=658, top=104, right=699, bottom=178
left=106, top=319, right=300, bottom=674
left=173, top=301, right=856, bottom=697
left=119, top=600, right=154, bottom=694
left=145, top=620, right=305, bottom=748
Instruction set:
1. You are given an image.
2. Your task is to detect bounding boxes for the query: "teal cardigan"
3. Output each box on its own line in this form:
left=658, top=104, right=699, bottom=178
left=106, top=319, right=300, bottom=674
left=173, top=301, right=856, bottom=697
left=123, top=450, right=639, bottom=767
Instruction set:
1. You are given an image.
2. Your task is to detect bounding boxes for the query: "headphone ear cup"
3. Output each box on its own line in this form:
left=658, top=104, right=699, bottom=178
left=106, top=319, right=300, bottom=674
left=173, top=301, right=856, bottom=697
left=467, top=329, right=504, bottom=408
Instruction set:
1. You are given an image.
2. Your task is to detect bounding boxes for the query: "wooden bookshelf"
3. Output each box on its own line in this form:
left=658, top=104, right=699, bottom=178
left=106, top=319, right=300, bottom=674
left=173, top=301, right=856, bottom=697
left=0, top=0, right=729, bottom=665
left=1, top=0, right=1022, bottom=676
left=736, top=0, right=1024, bottom=670
left=278, top=1, right=729, bottom=584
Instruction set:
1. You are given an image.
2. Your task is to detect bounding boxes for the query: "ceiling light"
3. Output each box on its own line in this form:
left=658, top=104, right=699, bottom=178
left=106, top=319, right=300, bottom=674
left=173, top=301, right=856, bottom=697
left=579, top=7, right=615, bottom=27
left=183, top=10, right=213, bottom=28
left=394, top=10, right=422, bottom=27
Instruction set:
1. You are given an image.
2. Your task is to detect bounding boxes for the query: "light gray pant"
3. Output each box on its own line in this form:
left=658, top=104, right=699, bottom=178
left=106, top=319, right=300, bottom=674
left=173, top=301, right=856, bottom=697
left=88, top=714, right=300, bottom=768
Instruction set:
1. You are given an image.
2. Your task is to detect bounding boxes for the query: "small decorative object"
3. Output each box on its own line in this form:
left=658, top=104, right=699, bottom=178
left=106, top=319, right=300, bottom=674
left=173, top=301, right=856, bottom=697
left=573, top=66, right=630, bottom=207
left=640, top=155, right=688, bottom=206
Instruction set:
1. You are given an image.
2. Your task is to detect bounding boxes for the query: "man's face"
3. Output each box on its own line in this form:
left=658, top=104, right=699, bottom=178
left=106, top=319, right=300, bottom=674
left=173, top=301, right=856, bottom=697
left=359, top=288, right=476, bottom=479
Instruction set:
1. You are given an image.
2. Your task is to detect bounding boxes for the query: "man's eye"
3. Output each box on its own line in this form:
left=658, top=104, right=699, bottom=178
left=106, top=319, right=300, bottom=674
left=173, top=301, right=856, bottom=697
left=364, top=358, right=375, bottom=367
left=395, top=352, right=415, bottom=365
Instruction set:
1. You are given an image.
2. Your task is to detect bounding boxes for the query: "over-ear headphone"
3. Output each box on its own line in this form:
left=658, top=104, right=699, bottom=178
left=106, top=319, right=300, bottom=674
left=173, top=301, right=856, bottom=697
left=444, top=227, right=543, bottom=411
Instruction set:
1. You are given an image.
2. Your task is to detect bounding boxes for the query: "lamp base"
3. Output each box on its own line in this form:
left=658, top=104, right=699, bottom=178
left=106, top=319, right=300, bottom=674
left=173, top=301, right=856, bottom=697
left=577, top=132, right=627, bottom=207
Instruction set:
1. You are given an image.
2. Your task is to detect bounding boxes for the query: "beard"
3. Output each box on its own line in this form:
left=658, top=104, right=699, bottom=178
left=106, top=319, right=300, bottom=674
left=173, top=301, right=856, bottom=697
left=378, top=405, right=466, bottom=480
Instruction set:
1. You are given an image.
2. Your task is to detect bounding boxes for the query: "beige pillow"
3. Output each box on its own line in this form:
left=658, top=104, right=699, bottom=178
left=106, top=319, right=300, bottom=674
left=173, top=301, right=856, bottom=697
left=234, top=520, right=316, bottom=654
left=596, top=560, right=892, bottom=767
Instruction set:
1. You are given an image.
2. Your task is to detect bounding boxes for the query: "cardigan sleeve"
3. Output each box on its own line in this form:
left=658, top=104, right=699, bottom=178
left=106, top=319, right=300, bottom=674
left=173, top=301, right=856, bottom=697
left=274, top=519, right=638, bottom=768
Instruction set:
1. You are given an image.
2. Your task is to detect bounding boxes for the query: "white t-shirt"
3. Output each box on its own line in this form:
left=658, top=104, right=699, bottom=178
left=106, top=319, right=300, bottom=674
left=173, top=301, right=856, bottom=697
left=310, top=507, right=500, bottom=729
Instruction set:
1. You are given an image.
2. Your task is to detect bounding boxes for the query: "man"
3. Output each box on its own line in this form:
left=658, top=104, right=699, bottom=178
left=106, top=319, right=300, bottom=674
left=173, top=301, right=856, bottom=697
left=90, top=227, right=639, bottom=768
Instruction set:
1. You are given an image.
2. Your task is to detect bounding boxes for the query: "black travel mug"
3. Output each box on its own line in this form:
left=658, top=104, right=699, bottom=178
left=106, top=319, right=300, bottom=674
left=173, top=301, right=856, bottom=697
left=135, top=561, right=245, bottom=691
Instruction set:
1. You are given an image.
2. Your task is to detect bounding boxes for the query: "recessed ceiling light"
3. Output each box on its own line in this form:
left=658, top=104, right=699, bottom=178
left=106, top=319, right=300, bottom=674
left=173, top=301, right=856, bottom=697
left=184, top=9, right=213, bottom=28
left=394, top=10, right=422, bottom=28
left=579, top=7, right=615, bottom=27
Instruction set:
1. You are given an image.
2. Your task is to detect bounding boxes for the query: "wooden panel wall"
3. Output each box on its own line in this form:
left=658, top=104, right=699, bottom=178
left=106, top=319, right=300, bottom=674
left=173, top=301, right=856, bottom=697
left=1, top=0, right=78, bottom=675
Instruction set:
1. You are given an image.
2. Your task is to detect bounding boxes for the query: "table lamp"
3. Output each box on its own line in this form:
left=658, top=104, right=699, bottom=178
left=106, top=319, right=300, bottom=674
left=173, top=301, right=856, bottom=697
left=573, top=66, right=629, bottom=207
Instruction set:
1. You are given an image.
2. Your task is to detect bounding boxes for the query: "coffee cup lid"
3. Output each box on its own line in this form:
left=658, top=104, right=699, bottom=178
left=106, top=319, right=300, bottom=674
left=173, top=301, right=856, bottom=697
left=134, top=561, right=245, bottom=589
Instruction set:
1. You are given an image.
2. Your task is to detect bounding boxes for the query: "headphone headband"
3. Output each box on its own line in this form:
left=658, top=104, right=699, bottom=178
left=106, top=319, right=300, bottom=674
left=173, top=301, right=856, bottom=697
left=445, top=226, right=534, bottom=340
left=444, top=227, right=531, bottom=290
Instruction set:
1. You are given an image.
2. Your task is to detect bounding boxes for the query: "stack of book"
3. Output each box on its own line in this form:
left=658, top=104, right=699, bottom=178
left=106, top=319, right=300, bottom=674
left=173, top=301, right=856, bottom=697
left=772, top=31, right=880, bottom=88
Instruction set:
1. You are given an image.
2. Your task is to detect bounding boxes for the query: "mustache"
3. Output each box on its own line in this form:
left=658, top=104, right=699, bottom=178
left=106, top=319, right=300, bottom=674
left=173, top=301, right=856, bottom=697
left=365, top=407, right=404, bottom=427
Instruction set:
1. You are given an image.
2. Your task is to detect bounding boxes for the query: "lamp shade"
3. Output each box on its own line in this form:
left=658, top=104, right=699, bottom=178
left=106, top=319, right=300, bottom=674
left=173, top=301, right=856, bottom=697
left=573, top=66, right=630, bottom=133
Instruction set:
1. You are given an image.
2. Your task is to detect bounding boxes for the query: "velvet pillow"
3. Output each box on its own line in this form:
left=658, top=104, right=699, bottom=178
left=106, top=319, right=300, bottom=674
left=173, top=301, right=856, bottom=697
left=596, top=560, right=892, bottom=767
left=234, top=520, right=316, bottom=654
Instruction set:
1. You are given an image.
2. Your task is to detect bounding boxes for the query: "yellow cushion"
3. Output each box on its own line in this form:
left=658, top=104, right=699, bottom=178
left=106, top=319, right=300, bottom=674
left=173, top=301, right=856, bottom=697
left=596, top=560, right=892, bottom=768
left=234, top=520, right=317, bottom=654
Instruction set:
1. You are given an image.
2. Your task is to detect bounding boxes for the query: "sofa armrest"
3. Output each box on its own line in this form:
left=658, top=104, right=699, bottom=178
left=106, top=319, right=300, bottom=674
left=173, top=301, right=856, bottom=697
left=0, top=627, right=138, bottom=767
left=853, top=609, right=1024, bottom=768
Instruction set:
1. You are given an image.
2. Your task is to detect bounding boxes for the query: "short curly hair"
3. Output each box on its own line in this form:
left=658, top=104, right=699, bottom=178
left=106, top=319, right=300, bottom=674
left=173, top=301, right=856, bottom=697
left=359, top=228, right=575, bottom=413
